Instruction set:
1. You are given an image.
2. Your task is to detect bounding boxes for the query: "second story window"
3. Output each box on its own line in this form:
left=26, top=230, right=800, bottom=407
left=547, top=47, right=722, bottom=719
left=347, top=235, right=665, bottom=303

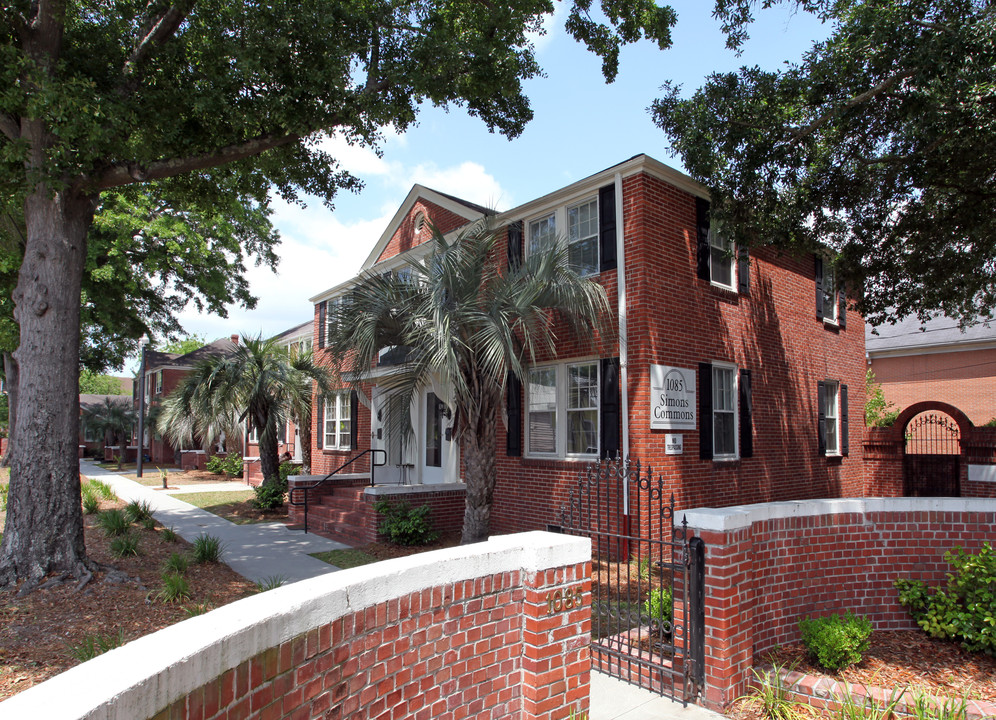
left=527, top=197, right=600, bottom=277
left=709, top=224, right=734, bottom=289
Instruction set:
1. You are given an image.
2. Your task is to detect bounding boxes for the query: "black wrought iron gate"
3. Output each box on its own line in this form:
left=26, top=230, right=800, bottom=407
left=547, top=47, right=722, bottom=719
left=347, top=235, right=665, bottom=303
left=556, top=458, right=705, bottom=704
left=903, top=412, right=962, bottom=497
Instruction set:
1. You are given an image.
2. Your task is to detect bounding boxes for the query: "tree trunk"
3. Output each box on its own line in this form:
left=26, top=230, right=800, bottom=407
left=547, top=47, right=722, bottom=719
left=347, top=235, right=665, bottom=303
left=0, top=353, right=19, bottom=468
left=0, top=187, right=95, bottom=588
left=459, top=396, right=500, bottom=545
left=298, top=411, right=312, bottom=474
left=258, top=417, right=280, bottom=486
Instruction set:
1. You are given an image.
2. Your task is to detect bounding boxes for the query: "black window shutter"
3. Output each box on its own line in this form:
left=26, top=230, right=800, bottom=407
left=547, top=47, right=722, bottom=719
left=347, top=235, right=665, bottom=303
left=838, top=286, right=847, bottom=329
left=600, top=357, right=620, bottom=459
left=318, top=301, right=327, bottom=349
left=316, top=395, right=324, bottom=450
left=840, top=383, right=849, bottom=456
left=350, top=391, right=359, bottom=450
left=696, top=198, right=711, bottom=281
left=507, top=221, right=523, bottom=271
left=739, top=368, right=753, bottom=458
left=738, top=247, right=750, bottom=295
left=817, top=381, right=827, bottom=455
left=599, top=183, right=617, bottom=273
left=815, top=257, right=824, bottom=320
left=506, top=373, right=522, bottom=457
left=699, top=363, right=713, bottom=460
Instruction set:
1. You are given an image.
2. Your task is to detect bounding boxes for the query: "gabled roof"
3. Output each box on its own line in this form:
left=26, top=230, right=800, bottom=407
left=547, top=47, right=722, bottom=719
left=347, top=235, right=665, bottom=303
left=272, top=321, right=312, bottom=343
left=866, top=315, right=996, bottom=357
left=359, top=184, right=491, bottom=273
left=79, top=394, right=132, bottom=410
left=145, top=337, right=239, bottom=371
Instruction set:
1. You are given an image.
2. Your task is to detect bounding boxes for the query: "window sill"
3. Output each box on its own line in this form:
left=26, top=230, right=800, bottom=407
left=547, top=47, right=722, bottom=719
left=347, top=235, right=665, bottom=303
left=712, top=455, right=740, bottom=464
left=521, top=456, right=598, bottom=468
left=321, top=448, right=352, bottom=455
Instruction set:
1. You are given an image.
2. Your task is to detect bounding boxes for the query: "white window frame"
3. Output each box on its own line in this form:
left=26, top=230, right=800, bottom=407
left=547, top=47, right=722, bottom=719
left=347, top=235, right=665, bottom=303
left=708, top=222, right=735, bottom=290
left=525, top=360, right=600, bottom=459
left=821, top=263, right=839, bottom=324
left=326, top=296, right=341, bottom=340
left=155, top=369, right=163, bottom=394
left=711, top=361, right=739, bottom=460
left=247, top=424, right=259, bottom=444
left=525, top=195, right=600, bottom=277
left=324, top=393, right=352, bottom=451
left=824, top=380, right=841, bottom=455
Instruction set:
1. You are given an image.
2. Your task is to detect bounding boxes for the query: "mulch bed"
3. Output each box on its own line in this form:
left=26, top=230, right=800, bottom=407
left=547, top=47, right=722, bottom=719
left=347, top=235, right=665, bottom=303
left=763, top=630, right=996, bottom=701
left=0, top=499, right=256, bottom=701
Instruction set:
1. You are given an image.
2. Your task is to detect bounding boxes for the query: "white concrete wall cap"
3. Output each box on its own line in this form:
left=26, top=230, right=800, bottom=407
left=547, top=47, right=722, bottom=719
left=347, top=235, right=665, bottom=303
left=365, top=482, right=466, bottom=496
left=683, top=497, right=996, bottom=533
left=0, top=531, right=588, bottom=720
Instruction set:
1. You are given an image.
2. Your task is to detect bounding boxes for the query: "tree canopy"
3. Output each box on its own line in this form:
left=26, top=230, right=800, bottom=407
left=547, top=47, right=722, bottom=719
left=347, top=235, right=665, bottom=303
left=0, top=0, right=676, bottom=586
left=156, top=333, right=207, bottom=356
left=78, top=370, right=127, bottom=395
left=653, top=0, right=996, bottom=327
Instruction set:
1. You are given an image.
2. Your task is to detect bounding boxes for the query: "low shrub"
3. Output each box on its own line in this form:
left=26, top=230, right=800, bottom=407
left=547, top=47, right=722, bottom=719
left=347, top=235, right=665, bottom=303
left=88, top=479, right=116, bottom=500
left=643, top=585, right=673, bottom=627
left=96, top=509, right=130, bottom=537
left=252, top=483, right=285, bottom=510
left=140, top=516, right=156, bottom=530
left=374, top=499, right=439, bottom=546
left=798, top=611, right=872, bottom=671
left=191, top=534, right=224, bottom=563
left=207, top=453, right=244, bottom=477
left=110, top=534, right=140, bottom=558
left=735, top=663, right=810, bottom=720
left=895, top=542, right=996, bottom=656
left=255, top=575, right=286, bottom=592
left=278, top=461, right=302, bottom=484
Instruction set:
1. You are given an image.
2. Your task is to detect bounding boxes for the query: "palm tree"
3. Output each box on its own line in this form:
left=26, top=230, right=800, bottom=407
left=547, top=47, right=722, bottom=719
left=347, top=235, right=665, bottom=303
left=285, top=351, right=320, bottom=473
left=82, top=398, right=137, bottom=470
left=158, top=336, right=335, bottom=486
left=326, top=218, right=611, bottom=544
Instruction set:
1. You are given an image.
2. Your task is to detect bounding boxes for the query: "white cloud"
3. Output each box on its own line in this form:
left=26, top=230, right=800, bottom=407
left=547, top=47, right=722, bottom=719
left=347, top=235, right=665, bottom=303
left=397, top=161, right=511, bottom=211
left=527, top=2, right=566, bottom=53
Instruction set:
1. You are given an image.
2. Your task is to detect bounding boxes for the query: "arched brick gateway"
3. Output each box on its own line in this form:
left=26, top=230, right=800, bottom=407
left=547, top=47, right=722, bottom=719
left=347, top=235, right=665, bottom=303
left=864, top=400, right=996, bottom=497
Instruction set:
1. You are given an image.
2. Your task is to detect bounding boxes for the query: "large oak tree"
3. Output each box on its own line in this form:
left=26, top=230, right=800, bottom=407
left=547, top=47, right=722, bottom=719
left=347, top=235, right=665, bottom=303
left=653, top=0, right=996, bottom=327
left=0, top=0, right=675, bottom=587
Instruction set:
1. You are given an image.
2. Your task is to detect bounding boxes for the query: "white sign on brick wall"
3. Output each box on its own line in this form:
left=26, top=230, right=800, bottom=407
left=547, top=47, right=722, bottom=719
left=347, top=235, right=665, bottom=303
left=650, top=364, right=696, bottom=430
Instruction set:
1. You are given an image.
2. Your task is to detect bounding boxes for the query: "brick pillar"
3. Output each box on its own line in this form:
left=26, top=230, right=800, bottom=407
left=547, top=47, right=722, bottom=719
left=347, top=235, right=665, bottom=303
left=693, top=527, right=754, bottom=711
left=520, top=562, right=592, bottom=720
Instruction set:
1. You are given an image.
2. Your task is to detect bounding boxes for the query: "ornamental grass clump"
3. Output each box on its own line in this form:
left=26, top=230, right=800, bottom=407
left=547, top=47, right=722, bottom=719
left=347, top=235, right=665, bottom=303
left=798, top=611, right=872, bottom=671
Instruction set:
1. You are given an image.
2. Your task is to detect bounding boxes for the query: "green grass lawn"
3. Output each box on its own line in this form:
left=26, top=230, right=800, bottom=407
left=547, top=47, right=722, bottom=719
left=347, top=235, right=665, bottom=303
left=179, top=490, right=255, bottom=510
left=309, top=548, right=378, bottom=569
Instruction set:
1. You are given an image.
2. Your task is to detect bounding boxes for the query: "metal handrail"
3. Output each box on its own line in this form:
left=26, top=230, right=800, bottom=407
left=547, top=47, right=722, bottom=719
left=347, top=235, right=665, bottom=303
left=289, top=448, right=387, bottom=534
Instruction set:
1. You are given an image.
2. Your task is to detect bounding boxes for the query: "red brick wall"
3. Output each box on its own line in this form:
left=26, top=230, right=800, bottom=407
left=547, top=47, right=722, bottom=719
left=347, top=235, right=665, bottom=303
left=686, top=499, right=996, bottom=710
left=0, top=535, right=591, bottom=720
left=492, top=170, right=867, bottom=535
left=870, top=348, right=996, bottom=426
left=376, top=199, right=478, bottom=263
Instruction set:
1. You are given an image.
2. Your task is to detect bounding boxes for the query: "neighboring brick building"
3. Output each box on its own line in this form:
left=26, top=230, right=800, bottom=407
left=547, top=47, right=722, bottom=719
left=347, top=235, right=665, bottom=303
left=306, top=155, right=867, bottom=535
left=867, top=315, right=996, bottom=426
left=135, top=336, right=241, bottom=465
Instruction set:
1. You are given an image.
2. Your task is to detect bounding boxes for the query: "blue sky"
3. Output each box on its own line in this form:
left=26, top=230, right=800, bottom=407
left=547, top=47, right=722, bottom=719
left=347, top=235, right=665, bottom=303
left=174, top=1, right=830, bottom=349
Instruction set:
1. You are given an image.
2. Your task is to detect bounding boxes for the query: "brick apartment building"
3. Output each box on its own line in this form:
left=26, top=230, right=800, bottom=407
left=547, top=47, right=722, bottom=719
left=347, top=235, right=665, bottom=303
left=306, top=154, right=867, bottom=534
left=135, top=335, right=241, bottom=465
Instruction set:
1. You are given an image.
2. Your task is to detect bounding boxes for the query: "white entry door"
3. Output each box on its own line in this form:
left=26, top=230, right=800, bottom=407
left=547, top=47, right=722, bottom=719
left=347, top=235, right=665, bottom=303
left=292, top=425, right=302, bottom=462
left=419, top=390, right=457, bottom=485
left=371, top=387, right=406, bottom=485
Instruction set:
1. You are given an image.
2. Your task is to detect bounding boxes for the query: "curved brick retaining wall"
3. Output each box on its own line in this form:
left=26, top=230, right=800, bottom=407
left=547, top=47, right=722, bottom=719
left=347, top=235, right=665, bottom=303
left=0, top=532, right=591, bottom=720
left=684, top=497, right=996, bottom=710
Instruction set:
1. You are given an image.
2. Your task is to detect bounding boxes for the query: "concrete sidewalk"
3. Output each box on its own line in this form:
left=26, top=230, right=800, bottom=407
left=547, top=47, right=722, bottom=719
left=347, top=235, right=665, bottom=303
left=80, top=460, right=349, bottom=583
left=589, top=673, right=725, bottom=720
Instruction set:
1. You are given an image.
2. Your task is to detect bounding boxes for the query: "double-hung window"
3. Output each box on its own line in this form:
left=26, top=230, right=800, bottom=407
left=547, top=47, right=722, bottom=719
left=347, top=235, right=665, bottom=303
left=818, top=380, right=848, bottom=456
left=709, top=224, right=734, bottom=289
left=527, top=197, right=600, bottom=276
left=526, top=361, right=599, bottom=458
left=711, top=363, right=738, bottom=459
left=324, top=393, right=352, bottom=451
left=821, top=264, right=838, bottom=323
left=155, top=370, right=163, bottom=395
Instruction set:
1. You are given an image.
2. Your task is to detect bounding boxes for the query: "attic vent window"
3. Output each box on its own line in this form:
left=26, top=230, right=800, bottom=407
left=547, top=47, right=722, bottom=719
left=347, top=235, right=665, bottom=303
left=414, top=212, right=426, bottom=234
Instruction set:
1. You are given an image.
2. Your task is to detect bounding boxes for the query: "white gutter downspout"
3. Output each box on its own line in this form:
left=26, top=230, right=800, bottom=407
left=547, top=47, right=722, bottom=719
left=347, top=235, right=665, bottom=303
left=614, top=173, right=630, bottom=515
